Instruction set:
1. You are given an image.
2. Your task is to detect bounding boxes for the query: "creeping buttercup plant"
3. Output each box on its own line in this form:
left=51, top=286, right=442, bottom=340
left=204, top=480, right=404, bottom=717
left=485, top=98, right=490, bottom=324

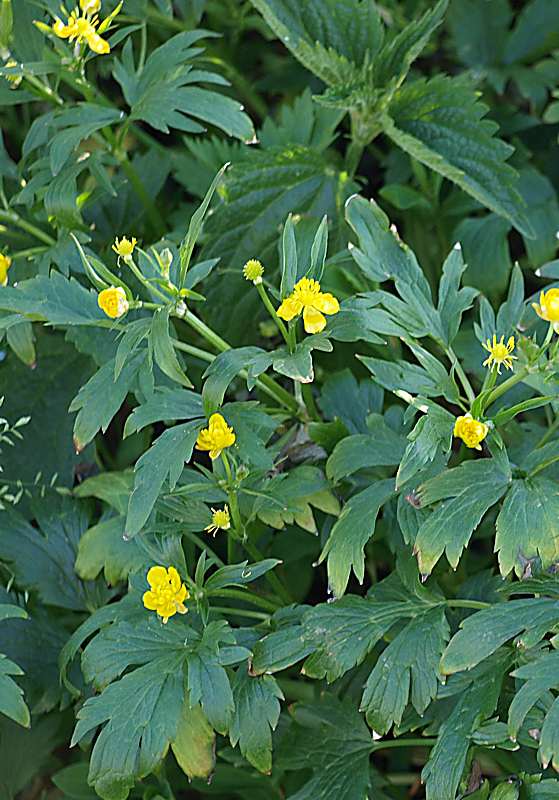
left=2, top=1, right=559, bottom=799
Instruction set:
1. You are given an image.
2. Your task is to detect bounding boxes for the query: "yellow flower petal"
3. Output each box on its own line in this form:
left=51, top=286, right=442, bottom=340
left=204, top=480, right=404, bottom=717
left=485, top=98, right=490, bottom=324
left=168, top=566, right=182, bottom=592
left=303, top=305, right=326, bottom=334
left=142, top=590, right=158, bottom=611
left=313, top=292, right=340, bottom=315
left=277, top=295, right=303, bottom=321
left=147, top=565, right=168, bottom=589
left=86, top=31, right=110, bottom=54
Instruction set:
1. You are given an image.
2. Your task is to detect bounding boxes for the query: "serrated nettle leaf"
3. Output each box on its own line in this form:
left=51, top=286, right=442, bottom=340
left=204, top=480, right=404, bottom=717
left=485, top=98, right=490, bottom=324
left=319, top=479, right=395, bottom=598
left=374, top=0, right=448, bottom=91
left=202, top=145, right=351, bottom=341
left=384, top=75, right=532, bottom=236
left=248, top=0, right=385, bottom=87
left=361, top=606, right=449, bottom=734
left=125, top=420, right=203, bottom=539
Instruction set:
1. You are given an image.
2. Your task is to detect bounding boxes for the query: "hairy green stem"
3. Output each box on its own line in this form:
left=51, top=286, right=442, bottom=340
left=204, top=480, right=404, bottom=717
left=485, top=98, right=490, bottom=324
left=209, top=605, right=270, bottom=621
left=446, top=599, right=491, bottom=610
left=208, top=588, right=280, bottom=613
left=445, top=346, right=476, bottom=406
left=0, top=209, right=55, bottom=246
left=256, top=282, right=290, bottom=343
left=371, top=737, right=438, bottom=752
left=484, top=368, right=530, bottom=409
left=181, top=310, right=298, bottom=412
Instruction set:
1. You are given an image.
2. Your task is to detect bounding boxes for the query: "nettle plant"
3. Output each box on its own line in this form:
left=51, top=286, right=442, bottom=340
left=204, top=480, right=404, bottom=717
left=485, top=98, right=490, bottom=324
left=2, top=0, right=559, bottom=799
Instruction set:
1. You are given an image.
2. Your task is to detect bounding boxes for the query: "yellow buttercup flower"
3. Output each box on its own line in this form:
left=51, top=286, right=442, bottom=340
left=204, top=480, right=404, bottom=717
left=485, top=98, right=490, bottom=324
left=243, top=259, right=264, bottom=284
left=143, top=566, right=189, bottom=624
left=51, top=8, right=110, bottom=55
left=0, top=253, right=12, bottom=286
left=205, top=506, right=231, bottom=536
left=277, top=277, right=339, bottom=334
left=98, top=286, right=129, bottom=319
left=532, top=288, right=559, bottom=333
left=482, top=335, right=516, bottom=374
left=112, top=236, right=137, bottom=260
left=453, top=413, right=489, bottom=451
left=196, top=413, right=236, bottom=460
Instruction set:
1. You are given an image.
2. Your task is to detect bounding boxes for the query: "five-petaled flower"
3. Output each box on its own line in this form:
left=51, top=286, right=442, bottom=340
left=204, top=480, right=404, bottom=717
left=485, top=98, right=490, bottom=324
left=532, top=288, right=559, bottom=333
left=112, top=236, right=137, bottom=260
left=143, top=566, right=189, bottom=624
left=205, top=506, right=231, bottom=536
left=482, top=335, right=516, bottom=373
left=453, top=413, right=489, bottom=450
left=0, top=253, right=12, bottom=286
left=196, top=413, right=236, bottom=460
left=51, top=2, right=110, bottom=55
left=98, top=286, right=129, bottom=319
left=277, top=277, right=339, bottom=334
left=243, top=259, right=264, bottom=284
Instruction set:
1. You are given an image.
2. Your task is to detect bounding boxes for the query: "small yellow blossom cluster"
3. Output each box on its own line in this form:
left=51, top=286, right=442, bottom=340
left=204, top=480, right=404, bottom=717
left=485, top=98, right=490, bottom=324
left=205, top=506, right=231, bottom=536
left=195, top=413, right=235, bottom=460
left=482, top=335, right=516, bottom=373
left=0, top=253, right=12, bottom=286
left=533, top=288, right=559, bottom=334
left=143, top=566, right=189, bottom=624
left=243, top=259, right=264, bottom=284
left=98, top=286, right=128, bottom=319
left=453, top=413, right=488, bottom=450
left=277, top=277, right=339, bottom=334
left=51, top=0, right=110, bottom=55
